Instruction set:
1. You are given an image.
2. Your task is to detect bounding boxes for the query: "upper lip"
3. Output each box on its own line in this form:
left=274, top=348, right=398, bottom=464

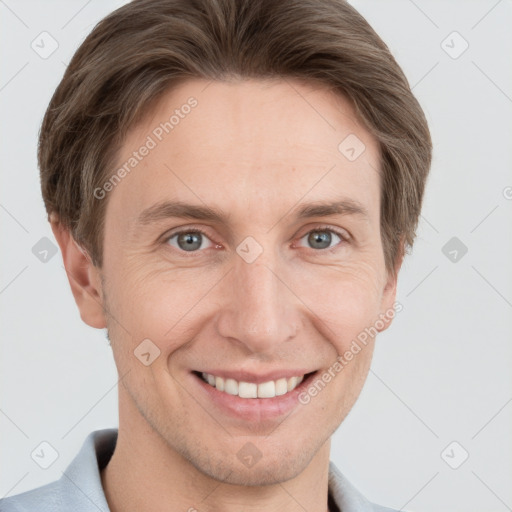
left=194, top=369, right=316, bottom=384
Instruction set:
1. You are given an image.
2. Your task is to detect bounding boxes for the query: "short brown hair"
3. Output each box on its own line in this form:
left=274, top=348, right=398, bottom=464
left=39, top=0, right=432, bottom=275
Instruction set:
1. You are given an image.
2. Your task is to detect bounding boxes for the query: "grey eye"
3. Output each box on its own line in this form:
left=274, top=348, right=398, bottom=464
left=301, top=230, right=342, bottom=250
left=167, top=231, right=212, bottom=252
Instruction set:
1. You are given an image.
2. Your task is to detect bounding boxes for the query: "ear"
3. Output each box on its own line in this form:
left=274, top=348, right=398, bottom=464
left=376, top=237, right=405, bottom=333
left=50, top=215, right=107, bottom=329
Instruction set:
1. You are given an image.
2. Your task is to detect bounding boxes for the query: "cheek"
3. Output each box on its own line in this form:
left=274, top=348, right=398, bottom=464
left=105, top=262, right=218, bottom=350
left=292, top=263, right=384, bottom=351
left=104, top=241, right=386, bottom=356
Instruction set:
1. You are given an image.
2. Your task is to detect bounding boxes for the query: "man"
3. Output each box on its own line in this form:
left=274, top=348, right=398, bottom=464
left=0, top=0, right=431, bottom=510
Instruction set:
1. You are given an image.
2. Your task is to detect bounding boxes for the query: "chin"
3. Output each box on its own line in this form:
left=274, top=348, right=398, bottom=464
left=188, top=440, right=319, bottom=487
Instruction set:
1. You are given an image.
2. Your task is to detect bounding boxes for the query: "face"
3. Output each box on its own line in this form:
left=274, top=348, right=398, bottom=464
left=76, top=79, right=398, bottom=485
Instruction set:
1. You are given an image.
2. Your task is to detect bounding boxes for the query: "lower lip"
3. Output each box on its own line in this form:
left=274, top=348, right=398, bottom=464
left=191, top=371, right=317, bottom=422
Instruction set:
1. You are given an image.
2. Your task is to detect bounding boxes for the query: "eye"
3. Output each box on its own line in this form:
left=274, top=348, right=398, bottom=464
left=165, top=229, right=214, bottom=252
left=163, top=226, right=349, bottom=255
left=297, top=227, right=348, bottom=251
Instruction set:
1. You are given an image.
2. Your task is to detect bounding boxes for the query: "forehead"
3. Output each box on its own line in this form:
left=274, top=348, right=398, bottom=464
left=105, top=78, right=381, bottom=227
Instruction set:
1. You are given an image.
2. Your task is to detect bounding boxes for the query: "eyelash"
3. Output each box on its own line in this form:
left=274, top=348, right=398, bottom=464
left=163, top=225, right=350, bottom=256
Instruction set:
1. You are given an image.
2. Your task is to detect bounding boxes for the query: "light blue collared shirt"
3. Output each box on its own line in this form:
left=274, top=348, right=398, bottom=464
left=0, top=429, right=400, bottom=511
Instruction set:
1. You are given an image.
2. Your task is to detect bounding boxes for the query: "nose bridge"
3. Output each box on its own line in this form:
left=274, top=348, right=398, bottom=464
left=216, top=249, right=299, bottom=352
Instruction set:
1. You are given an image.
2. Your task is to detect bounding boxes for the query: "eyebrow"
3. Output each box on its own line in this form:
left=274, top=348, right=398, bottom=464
left=136, top=198, right=369, bottom=226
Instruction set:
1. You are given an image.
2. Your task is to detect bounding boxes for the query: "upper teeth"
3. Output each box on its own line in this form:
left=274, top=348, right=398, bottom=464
left=201, top=372, right=305, bottom=398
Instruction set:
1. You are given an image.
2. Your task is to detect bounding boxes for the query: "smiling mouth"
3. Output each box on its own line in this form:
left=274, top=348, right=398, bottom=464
left=192, top=371, right=316, bottom=399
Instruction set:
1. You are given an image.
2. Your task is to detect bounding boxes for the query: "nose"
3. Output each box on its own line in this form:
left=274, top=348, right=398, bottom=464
left=215, top=251, right=301, bottom=354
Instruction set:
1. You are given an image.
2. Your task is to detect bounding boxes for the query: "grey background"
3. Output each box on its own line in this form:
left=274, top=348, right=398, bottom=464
left=1, top=1, right=511, bottom=510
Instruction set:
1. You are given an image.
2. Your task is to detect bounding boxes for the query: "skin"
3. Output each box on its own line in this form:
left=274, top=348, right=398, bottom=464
left=52, top=78, right=402, bottom=512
